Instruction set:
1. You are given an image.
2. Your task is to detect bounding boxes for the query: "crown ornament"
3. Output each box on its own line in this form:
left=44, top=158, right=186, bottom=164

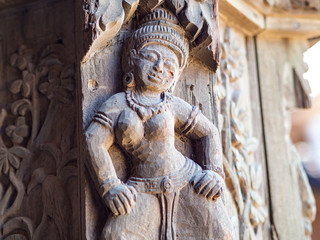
left=85, top=0, right=220, bottom=71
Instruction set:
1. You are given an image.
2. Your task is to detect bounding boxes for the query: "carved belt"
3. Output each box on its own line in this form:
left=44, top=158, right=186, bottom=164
left=126, top=157, right=199, bottom=194
left=127, top=158, right=200, bottom=240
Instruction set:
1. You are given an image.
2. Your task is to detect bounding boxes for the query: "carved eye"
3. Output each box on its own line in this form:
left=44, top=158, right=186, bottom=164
left=141, top=52, right=157, bottom=62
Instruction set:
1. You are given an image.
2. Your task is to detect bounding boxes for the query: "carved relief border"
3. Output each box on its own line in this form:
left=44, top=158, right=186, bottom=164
left=0, top=43, right=78, bottom=240
left=217, top=27, right=268, bottom=240
left=0, top=36, right=5, bottom=107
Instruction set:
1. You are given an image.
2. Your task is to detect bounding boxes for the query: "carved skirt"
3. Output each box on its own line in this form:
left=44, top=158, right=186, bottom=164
left=101, top=158, right=234, bottom=240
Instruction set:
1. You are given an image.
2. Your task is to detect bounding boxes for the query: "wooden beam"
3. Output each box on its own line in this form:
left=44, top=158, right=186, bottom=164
left=220, top=0, right=320, bottom=39
left=219, top=0, right=265, bottom=36
left=261, top=16, right=320, bottom=38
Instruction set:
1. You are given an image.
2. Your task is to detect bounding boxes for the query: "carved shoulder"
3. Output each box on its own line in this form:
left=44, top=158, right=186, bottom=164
left=171, top=96, right=194, bottom=131
left=97, top=92, right=126, bottom=119
left=172, top=96, right=215, bottom=138
left=89, top=92, right=127, bottom=132
left=98, top=92, right=127, bottom=114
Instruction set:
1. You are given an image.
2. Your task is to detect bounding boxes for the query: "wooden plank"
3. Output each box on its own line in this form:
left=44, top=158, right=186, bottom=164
left=262, top=16, right=320, bottom=38
left=256, top=37, right=305, bottom=240
left=246, top=36, right=271, bottom=240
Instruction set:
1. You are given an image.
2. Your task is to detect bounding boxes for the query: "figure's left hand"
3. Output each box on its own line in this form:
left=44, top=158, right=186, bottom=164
left=190, top=170, right=223, bottom=201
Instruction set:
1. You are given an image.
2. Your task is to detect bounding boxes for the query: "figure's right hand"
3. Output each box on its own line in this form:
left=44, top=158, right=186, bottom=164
left=104, top=184, right=138, bottom=216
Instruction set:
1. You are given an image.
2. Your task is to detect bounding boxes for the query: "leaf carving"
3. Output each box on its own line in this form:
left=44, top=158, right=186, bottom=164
left=9, top=146, right=32, bottom=159
left=123, top=0, right=140, bottom=22
left=1, top=217, right=34, bottom=239
left=16, top=57, right=28, bottom=71
left=60, top=65, right=74, bottom=80
left=11, top=99, right=32, bottom=116
left=0, top=183, right=3, bottom=200
left=8, top=153, right=20, bottom=169
left=244, top=138, right=259, bottom=155
left=0, top=147, right=31, bottom=173
left=40, top=143, right=62, bottom=167
left=9, top=80, right=23, bottom=94
left=0, top=150, right=10, bottom=174
left=59, top=166, right=78, bottom=185
left=10, top=53, right=19, bottom=67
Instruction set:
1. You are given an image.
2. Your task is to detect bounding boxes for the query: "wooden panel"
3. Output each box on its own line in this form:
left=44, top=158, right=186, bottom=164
left=0, top=0, right=80, bottom=239
left=0, top=0, right=39, bottom=10
left=246, top=37, right=271, bottom=239
left=256, top=37, right=305, bottom=239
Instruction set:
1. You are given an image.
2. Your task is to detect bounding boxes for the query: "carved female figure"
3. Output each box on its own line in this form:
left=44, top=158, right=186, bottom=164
left=86, top=8, right=234, bottom=240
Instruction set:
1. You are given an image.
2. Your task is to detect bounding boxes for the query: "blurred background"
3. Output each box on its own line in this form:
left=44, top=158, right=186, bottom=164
left=291, top=40, right=320, bottom=240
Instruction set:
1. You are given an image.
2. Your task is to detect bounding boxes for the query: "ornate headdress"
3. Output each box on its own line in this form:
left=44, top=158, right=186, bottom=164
left=123, top=8, right=189, bottom=72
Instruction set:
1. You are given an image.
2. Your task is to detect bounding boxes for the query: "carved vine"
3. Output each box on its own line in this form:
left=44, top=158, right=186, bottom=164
left=218, top=28, right=267, bottom=240
left=0, top=44, right=77, bottom=239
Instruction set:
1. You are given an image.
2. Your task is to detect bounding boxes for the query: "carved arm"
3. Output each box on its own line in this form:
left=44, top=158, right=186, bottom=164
left=85, top=120, right=121, bottom=198
left=187, top=113, right=224, bottom=178
left=173, top=96, right=224, bottom=200
left=85, top=95, right=137, bottom=215
left=173, top=96, right=224, bottom=178
left=86, top=119, right=138, bottom=215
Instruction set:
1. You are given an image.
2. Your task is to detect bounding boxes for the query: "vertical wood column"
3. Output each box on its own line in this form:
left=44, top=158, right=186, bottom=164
left=256, top=37, right=306, bottom=239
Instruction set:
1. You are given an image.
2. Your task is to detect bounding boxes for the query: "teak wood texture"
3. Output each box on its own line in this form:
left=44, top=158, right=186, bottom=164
left=0, top=0, right=317, bottom=239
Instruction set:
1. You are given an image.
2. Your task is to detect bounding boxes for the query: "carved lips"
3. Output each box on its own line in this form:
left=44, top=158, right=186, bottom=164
left=148, top=71, right=163, bottom=83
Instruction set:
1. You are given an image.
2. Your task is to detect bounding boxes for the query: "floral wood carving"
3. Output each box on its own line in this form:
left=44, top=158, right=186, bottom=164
left=83, top=0, right=220, bottom=71
left=0, top=44, right=78, bottom=240
left=218, top=27, right=267, bottom=240
left=290, top=145, right=316, bottom=240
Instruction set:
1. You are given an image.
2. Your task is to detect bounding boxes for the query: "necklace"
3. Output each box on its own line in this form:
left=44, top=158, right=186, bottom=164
left=125, top=90, right=172, bottom=120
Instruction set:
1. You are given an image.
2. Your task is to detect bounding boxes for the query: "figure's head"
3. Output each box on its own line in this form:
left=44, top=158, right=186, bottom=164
left=122, top=8, right=189, bottom=92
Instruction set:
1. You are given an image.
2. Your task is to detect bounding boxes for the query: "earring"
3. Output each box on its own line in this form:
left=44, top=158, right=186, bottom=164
left=123, top=71, right=135, bottom=89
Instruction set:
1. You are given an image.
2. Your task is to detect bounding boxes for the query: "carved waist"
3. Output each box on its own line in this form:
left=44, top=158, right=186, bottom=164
left=127, top=157, right=201, bottom=194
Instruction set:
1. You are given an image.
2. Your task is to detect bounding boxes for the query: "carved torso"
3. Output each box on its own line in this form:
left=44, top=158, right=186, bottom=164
left=112, top=93, right=186, bottom=178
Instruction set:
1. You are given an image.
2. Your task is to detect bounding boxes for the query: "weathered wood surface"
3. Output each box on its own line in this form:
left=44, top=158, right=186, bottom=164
left=256, top=37, right=314, bottom=239
left=0, top=0, right=316, bottom=239
left=0, top=0, right=37, bottom=9
left=246, top=37, right=271, bottom=240
left=244, top=0, right=320, bottom=13
left=219, top=0, right=265, bottom=36
left=0, top=0, right=80, bottom=239
left=217, top=25, right=270, bottom=240
left=219, top=0, right=320, bottom=39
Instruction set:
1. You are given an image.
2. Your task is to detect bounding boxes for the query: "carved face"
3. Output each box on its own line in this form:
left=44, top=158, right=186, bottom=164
left=132, top=44, right=180, bottom=92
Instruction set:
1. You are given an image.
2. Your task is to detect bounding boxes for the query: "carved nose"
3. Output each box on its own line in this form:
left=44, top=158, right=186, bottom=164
left=153, top=59, right=163, bottom=73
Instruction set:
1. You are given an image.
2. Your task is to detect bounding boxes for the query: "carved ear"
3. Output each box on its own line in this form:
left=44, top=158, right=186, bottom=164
left=129, top=49, right=137, bottom=66
left=123, top=71, right=135, bottom=89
